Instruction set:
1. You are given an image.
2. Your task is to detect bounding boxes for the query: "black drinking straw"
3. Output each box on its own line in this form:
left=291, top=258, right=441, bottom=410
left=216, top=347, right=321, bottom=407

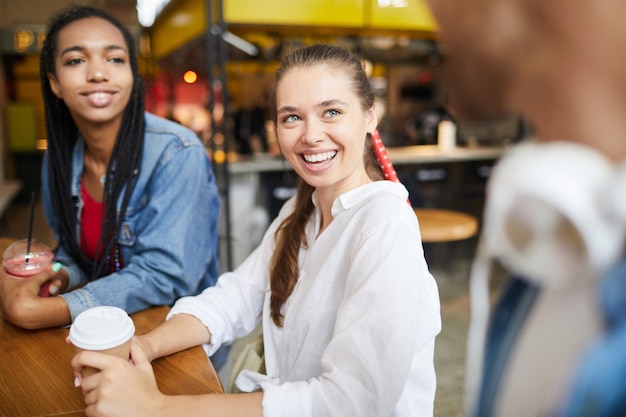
left=25, top=191, right=35, bottom=264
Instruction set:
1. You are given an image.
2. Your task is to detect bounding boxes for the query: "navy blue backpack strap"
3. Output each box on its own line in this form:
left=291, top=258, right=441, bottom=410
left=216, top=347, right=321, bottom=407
left=473, top=276, right=540, bottom=417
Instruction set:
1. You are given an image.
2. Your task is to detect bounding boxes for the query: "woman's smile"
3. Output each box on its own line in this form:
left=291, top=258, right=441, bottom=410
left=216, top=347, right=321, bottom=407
left=82, top=89, right=118, bottom=108
left=302, top=151, right=337, bottom=163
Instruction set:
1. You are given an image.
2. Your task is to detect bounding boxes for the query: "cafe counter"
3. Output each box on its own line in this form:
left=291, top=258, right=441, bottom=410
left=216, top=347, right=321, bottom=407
left=225, top=145, right=505, bottom=174
left=219, top=145, right=506, bottom=270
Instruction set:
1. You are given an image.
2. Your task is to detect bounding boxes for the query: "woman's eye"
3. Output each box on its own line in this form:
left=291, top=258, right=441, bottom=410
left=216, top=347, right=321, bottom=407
left=109, top=57, right=126, bottom=64
left=65, top=58, right=83, bottom=65
left=283, top=115, right=300, bottom=123
left=325, top=109, right=340, bottom=117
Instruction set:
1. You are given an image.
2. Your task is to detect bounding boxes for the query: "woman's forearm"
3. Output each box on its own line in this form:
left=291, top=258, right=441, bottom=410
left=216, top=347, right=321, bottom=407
left=0, top=283, right=72, bottom=329
left=38, top=296, right=73, bottom=328
left=158, top=392, right=264, bottom=417
left=9, top=296, right=72, bottom=329
left=142, top=313, right=212, bottom=360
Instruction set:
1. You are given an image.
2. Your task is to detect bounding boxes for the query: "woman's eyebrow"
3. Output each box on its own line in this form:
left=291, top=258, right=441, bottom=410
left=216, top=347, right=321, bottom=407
left=59, top=44, right=126, bottom=57
left=277, top=105, right=298, bottom=114
left=277, top=99, right=348, bottom=115
left=318, top=99, right=348, bottom=108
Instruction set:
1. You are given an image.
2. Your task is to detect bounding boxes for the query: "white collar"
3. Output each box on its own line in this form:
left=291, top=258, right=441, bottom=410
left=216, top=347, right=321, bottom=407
left=310, top=181, right=408, bottom=217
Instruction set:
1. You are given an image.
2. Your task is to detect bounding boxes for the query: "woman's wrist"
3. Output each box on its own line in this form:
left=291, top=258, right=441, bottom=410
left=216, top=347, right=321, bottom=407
left=136, top=333, right=160, bottom=362
left=21, top=295, right=71, bottom=329
left=143, top=313, right=212, bottom=360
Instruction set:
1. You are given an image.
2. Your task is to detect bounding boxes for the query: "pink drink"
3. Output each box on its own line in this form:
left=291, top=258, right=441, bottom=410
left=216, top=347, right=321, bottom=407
left=2, top=239, right=54, bottom=296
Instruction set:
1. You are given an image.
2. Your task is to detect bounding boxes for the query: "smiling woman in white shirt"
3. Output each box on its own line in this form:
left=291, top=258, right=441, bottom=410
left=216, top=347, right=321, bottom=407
left=71, top=43, right=442, bottom=417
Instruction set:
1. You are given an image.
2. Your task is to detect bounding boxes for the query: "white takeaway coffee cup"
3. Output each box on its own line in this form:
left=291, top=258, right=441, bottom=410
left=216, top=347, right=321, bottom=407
left=69, top=306, right=135, bottom=377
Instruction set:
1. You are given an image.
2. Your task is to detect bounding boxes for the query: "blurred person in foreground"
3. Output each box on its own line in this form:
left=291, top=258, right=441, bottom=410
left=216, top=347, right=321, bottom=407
left=0, top=4, right=226, bottom=366
left=425, top=0, right=626, bottom=416
left=71, top=43, right=441, bottom=417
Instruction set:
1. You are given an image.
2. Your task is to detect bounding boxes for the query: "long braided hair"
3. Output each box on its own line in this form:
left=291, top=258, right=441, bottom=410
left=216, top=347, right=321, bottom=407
left=267, top=44, right=384, bottom=326
left=40, top=5, right=144, bottom=279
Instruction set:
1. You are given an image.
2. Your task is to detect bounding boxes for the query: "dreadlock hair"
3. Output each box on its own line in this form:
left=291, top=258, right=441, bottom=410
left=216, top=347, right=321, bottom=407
left=267, top=44, right=384, bottom=327
left=40, top=5, right=145, bottom=279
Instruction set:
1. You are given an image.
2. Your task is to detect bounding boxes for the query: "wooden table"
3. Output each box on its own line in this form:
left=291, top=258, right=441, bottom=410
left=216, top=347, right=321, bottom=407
left=0, top=239, right=224, bottom=417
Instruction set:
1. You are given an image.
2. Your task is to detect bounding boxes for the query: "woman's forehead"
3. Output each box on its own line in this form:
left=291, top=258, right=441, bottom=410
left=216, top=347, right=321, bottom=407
left=56, top=17, right=126, bottom=50
left=277, top=67, right=355, bottom=103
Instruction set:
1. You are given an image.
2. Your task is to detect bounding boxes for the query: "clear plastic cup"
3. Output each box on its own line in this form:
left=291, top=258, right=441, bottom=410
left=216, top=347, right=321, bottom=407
left=68, top=306, right=136, bottom=377
left=2, top=239, right=55, bottom=296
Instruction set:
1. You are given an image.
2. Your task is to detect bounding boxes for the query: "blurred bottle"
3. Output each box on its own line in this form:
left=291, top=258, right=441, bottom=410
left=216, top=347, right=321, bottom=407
left=438, top=114, right=457, bottom=152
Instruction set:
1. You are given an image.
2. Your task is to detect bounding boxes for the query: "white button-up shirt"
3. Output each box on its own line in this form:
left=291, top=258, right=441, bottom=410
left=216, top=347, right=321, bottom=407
left=168, top=181, right=441, bottom=417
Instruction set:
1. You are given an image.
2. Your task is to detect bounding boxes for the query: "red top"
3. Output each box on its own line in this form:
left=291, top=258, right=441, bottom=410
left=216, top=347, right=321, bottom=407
left=80, top=181, right=124, bottom=274
left=80, top=180, right=105, bottom=260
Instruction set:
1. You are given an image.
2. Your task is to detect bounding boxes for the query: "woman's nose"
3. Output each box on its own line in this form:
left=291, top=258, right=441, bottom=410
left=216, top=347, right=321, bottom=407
left=87, top=62, right=108, bottom=82
left=302, top=120, right=324, bottom=144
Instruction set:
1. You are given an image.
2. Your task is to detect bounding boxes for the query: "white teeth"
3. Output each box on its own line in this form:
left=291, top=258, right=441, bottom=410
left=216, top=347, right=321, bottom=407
left=89, top=92, right=110, bottom=99
left=303, top=151, right=337, bottom=163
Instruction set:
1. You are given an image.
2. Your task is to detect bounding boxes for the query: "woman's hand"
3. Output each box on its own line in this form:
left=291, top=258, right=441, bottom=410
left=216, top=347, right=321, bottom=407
left=73, top=340, right=167, bottom=417
left=0, top=264, right=68, bottom=328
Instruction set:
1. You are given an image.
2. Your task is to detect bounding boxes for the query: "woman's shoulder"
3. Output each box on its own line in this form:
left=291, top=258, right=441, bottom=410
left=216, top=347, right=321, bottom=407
left=352, top=182, right=418, bottom=227
left=347, top=181, right=411, bottom=213
left=140, top=113, right=210, bottom=171
left=143, top=112, right=203, bottom=147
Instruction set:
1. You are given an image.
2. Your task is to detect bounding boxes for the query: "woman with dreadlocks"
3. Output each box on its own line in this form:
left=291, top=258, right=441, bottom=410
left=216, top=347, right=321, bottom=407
left=0, top=5, right=221, bottom=341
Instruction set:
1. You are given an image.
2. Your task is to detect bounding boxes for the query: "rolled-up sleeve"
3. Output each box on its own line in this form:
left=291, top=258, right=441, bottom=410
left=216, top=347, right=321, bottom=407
left=167, top=227, right=274, bottom=355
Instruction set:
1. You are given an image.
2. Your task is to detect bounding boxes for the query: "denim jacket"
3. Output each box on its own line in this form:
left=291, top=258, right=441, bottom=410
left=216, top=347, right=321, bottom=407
left=41, top=112, right=221, bottom=321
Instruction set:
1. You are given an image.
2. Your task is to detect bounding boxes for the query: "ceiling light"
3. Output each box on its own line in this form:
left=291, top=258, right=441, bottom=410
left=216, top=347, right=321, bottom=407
left=222, top=32, right=259, bottom=56
left=136, top=0, right=171, bottom=27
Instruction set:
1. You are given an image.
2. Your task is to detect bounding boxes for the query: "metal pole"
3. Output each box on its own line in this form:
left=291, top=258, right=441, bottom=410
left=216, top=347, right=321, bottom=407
left=206, top=0, right=233, bottom=271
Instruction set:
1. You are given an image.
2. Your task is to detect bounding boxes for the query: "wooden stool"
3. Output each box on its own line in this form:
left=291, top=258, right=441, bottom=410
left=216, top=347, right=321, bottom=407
left=414, top=208, right=479, bottom=279
left=414, top=208, right=478, bottom=243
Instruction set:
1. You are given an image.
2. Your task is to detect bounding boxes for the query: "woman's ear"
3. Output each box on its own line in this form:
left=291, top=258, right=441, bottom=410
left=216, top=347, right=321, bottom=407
left=47, top=73, right=63, bottom=98
left=366, top=106, right=378, bottom=134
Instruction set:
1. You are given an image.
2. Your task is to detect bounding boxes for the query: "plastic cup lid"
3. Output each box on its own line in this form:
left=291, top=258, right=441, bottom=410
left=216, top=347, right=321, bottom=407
left=69, top=306, right=135, bottom=350
left=2, top=239, right=53, bottom=270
